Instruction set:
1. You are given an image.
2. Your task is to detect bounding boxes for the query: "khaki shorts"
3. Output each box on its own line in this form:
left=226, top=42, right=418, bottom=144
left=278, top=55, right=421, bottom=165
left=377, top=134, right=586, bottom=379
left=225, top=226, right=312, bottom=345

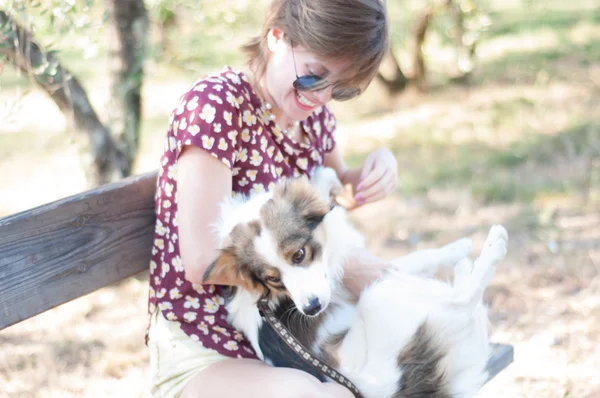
left=148, top=309, right=231, bottom=398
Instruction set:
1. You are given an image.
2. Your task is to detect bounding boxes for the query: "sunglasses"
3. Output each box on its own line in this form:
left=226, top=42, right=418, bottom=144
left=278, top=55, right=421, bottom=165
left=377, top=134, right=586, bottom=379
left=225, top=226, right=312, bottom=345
left=290, top=40, right=361, bottom=102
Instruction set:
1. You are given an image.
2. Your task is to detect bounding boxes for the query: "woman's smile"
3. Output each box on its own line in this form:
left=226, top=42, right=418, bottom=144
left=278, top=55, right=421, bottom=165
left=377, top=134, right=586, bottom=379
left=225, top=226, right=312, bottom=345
left=294, top=90, right=319, bottom=111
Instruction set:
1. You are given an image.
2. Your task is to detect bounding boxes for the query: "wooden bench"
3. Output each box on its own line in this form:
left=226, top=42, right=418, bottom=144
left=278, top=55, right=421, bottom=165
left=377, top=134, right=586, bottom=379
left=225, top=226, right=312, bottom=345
left=0, top=172, right=513, bottom=383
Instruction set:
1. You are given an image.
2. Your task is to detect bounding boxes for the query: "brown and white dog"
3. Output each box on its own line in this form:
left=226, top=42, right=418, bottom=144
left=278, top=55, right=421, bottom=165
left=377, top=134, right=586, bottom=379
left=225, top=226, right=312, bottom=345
left=203, top=168, right=508, bottom=398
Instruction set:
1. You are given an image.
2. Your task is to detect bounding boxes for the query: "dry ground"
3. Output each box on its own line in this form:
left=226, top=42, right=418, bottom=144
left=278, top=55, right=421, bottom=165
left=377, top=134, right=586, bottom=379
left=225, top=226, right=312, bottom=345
left=2, top=2, right=600, bottom=397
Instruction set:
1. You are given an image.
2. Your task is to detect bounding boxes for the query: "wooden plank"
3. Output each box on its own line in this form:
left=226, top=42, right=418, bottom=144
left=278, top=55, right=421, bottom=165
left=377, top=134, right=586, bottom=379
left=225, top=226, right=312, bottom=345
left=0, top=172, right=157, bottom=331
left=486, top=343, right=514, bottom=382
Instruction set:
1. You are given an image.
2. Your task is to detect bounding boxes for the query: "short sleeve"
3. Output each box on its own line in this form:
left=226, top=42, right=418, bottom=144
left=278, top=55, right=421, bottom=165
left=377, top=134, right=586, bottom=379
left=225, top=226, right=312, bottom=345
left=320, top=105, right=337, bottom=153
left=169, top=77, right=243, bottom=169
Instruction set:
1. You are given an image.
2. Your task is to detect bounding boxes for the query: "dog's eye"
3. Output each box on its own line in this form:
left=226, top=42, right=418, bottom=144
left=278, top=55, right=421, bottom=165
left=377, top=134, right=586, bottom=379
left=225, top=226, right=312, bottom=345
left=291, top=248, right=306, bottom=264
left=266, top=275, right=281, bottom=284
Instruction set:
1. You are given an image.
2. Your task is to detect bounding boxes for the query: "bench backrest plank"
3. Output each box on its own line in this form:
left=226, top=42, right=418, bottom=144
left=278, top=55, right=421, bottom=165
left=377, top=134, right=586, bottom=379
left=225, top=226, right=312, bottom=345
left=0, top=172, right=157, bottom=330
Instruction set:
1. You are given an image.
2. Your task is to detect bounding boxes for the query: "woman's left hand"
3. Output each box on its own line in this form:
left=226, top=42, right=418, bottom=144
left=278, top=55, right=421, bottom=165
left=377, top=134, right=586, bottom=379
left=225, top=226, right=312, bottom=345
left=354, top=148, right=398, bottom=205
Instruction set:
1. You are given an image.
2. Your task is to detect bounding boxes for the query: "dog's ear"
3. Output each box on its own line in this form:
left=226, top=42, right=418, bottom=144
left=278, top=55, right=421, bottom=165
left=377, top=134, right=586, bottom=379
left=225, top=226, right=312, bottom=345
left=299, top=192, right=331, bottom=231
left=303, top=208, right=329, bottom=230
left=310, top=167, right=344, bottom=208
left=283, top=176, right=331, bottom=230
left=203, top=246, right=257, bottom=291
left=203, top=245, right=239, bottom=284
left=203, top=222, right=261, bottom=289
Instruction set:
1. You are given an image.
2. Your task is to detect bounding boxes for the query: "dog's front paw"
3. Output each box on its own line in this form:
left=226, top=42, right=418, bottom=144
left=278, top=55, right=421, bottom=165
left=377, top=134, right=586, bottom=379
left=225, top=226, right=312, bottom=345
left=479, top=225, right=508, bottom=266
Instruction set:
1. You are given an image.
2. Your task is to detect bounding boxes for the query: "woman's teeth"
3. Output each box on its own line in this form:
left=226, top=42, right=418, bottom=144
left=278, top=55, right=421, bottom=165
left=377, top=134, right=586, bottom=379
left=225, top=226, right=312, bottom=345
left=296, top=91, right=317, bottom=107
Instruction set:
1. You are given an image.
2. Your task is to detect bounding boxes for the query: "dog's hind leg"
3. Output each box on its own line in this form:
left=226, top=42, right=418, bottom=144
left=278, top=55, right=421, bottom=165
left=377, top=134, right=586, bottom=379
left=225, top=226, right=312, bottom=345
left=387, top=237, right=472, bottom=277
left=453, top=257, right=473, bottom=289
left=450, top=225, right=508, bottom=310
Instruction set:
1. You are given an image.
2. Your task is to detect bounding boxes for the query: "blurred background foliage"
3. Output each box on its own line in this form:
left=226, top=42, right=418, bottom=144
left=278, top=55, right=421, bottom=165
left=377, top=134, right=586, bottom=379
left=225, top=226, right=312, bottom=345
left=1, top=0, right=599, bottom=211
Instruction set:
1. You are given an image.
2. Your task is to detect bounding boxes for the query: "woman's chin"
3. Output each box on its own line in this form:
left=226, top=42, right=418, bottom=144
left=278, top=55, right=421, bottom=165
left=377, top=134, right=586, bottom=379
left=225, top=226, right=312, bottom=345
left=286, top=100, right=316, bottom=122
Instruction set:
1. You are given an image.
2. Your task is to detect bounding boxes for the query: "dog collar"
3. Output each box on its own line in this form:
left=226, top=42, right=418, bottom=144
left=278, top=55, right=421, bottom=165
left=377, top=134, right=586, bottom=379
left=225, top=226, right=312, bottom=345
left=256, top=298, right=364, bottom=398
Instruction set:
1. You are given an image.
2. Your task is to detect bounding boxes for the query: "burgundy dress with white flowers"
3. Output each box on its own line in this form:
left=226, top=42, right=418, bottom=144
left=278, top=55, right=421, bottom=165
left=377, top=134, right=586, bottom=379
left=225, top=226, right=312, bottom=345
left=146, top=66, right=337, bottom=358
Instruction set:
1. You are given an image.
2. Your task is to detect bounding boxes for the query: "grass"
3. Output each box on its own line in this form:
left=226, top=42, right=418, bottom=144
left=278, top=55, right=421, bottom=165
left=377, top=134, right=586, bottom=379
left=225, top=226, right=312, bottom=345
left=418, top=4, right=600, bottom=86
left=472, top=6, right=600, bottom=82
left=485, top=7, right=600, bottom=38
left=345, top=115, right=600, bottom=203
left=475, top=37, right=600, bottom=84
left=0, top=129, right=72, bottom=160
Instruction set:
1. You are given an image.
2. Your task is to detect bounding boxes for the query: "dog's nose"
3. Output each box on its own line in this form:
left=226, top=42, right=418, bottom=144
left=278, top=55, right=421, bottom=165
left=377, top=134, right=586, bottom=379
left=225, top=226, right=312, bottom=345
left=303, top=296, right=322, bottom=316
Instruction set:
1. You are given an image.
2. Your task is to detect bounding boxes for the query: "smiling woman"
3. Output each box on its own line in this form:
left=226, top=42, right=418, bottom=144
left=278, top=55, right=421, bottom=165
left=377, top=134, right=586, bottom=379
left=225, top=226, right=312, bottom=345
left=244, top=0, right=388, bottom=93
left=145, top=0, right=397, bottom=397
left=243, top=0, right=388, bottom=132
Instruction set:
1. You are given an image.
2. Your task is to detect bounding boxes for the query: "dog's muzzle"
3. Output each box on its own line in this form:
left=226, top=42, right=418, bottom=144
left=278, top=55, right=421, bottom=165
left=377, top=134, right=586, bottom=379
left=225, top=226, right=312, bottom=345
left=303, top=296, right=322, bottom=316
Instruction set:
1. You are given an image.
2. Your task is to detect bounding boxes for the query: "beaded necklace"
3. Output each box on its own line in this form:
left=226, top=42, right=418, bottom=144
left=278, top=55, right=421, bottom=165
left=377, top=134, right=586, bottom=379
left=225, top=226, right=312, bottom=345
left=248, top=73, right=302, bottom=139
left=257, top=100, right=301, bottom=138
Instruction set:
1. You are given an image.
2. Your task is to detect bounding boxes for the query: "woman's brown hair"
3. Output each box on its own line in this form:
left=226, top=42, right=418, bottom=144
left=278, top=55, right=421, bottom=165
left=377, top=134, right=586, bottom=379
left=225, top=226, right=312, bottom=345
left=243, top=0, right=389, bottom=95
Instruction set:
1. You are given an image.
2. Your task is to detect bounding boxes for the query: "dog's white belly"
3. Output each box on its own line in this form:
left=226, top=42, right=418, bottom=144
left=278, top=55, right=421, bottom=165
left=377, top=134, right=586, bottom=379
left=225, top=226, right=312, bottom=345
left=334, top=277, right=443, bottom=397
left=441, top=303, right=491, bottom=396
left=336, top=275, right=489, bottom=398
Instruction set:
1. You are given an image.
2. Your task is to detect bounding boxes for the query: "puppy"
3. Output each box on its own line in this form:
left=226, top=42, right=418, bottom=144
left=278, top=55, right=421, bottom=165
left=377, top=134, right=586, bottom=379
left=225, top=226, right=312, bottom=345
left=204, top=168, right=508, bottom=397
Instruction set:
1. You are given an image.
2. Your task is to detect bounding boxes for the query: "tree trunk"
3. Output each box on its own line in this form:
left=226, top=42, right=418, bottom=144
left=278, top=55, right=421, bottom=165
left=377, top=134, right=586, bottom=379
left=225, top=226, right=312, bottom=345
left=105, top=0, right=149, bottom=176
left=0, top=10, right=129, bottom=186
left=376, top=49, right=408, bottom=95
left=412, top=5, right=434, bottom=89
left=445, top=0, right=476, bottom=82
left=155, top=2, right=178, bottom=53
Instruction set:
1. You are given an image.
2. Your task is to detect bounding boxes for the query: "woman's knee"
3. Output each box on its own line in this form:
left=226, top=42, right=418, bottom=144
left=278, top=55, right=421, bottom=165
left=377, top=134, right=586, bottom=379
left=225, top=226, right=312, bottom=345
left=268, top=368, right=353, bottom=398
left=179, top=358, right=353, bottom=398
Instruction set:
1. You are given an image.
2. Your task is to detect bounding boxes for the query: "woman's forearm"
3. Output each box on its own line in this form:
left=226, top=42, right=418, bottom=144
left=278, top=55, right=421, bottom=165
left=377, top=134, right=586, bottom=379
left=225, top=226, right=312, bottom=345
left=342, top=248, right=390, bottom=296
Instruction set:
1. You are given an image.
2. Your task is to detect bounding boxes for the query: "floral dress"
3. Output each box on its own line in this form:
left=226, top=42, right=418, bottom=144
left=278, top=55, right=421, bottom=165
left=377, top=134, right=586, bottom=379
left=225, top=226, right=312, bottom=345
left=147, top=66, right=338, bottom=358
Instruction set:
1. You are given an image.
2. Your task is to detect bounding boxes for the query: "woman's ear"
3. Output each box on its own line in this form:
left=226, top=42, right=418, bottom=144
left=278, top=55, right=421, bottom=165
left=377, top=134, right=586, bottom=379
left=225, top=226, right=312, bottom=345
left=266, top=27, right=286, bottom=52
